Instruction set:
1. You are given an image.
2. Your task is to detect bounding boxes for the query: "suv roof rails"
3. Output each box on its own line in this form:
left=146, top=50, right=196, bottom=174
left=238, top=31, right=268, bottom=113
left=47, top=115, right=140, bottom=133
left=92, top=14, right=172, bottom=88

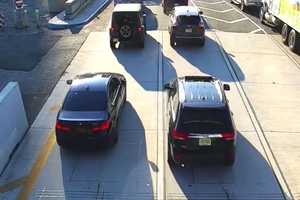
left=183, top=76, right=215, bottom=82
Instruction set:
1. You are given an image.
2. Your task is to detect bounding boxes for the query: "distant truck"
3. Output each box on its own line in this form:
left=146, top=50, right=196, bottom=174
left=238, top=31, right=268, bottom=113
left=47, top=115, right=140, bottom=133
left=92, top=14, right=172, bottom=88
left=260, top=0, right=300, bottom=52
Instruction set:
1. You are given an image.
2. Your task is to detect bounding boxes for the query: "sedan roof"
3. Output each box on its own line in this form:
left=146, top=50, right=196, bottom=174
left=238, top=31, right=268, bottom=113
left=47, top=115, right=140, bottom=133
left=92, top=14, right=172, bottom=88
left=174, top=6, right=199, bottom=16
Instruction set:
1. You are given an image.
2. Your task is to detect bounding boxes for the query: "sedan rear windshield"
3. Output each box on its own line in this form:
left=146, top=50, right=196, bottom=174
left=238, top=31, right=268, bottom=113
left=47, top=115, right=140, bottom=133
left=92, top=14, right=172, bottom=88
left=177, top=15, right=201, bottom=25
left=63, top=91, right=107, bottom=111
left=178, top=108, right=233, bottom=133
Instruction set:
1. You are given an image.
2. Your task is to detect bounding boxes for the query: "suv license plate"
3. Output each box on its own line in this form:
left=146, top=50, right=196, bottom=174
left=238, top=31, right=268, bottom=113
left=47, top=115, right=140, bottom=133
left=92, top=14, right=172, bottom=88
left=199, top=138, right=211, bottom=146
left=185, top=28, right=192, bottom=33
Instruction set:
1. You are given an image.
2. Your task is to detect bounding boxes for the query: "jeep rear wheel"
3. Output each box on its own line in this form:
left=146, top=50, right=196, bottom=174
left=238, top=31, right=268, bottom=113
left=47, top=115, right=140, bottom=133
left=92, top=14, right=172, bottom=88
left=110, top=40, right=116, bottom=49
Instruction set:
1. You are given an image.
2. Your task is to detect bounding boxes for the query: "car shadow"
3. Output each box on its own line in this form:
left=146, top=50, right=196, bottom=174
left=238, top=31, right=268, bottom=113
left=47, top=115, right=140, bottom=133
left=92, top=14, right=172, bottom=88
left=111, top=34, right=163, bottom=91
left=164, top=34, right=245, bottom=82
left=167, top=132, right=285, bottom=199
left=58, top=101, right=155, bottom=199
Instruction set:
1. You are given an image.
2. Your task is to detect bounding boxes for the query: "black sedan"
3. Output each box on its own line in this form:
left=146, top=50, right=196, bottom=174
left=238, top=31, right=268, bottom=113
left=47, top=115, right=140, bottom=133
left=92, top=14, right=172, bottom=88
left=55, top=73, right=126, bottom=148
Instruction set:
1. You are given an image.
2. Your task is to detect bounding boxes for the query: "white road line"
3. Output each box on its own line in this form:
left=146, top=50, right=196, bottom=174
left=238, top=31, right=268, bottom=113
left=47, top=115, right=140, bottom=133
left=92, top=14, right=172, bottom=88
left=203, top=15, right=248, bottom=23
left=195, top=0, right=226, bottom=4
left=157, top=32, right=165, bottom=200
left=199, top=7, right=235, bottom=13
left=213, top=31, right=294, bottom=200
left=249, top=28, right=262, bottom=33
left=223, top=0, right=265, bottom=33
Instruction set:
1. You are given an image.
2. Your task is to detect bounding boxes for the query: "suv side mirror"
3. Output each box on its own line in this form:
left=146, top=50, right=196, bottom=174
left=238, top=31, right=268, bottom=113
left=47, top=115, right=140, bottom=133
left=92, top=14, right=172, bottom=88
left=142, top=12, right=147, bottom=17
left=223, top=84, right=230, bottom=91
left=199, top=11, right=203, bottom=15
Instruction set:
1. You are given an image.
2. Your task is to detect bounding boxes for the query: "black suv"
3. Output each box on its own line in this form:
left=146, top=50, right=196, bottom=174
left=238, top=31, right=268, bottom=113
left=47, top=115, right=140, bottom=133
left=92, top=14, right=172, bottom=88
left=56, top=73, right=126, bottom=148
left=165, top=76, right=236, bottom=166
left=169, top=6, right=205, bottom=47
left=109, top=3, right=146, bottom=49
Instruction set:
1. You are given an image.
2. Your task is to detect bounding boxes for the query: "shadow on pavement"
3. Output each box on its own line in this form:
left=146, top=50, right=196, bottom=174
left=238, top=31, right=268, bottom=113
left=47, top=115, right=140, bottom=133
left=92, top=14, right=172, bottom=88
left=59, top=101, right=155, bottom=199
left=168, top=132, right=285, bottom=199
left=164, top=35, right=245, bottom=82
left=111, top=34, right=162, bottom=91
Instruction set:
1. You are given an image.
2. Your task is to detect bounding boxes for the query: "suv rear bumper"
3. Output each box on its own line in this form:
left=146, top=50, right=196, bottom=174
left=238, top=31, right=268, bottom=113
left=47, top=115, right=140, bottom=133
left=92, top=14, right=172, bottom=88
left=110, top=32, right=145, bottom=43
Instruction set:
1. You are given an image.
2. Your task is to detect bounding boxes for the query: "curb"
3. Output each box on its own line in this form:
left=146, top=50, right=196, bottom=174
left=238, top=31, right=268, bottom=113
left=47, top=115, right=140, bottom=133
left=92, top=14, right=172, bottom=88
left=48, top=0, right=110, bottom=30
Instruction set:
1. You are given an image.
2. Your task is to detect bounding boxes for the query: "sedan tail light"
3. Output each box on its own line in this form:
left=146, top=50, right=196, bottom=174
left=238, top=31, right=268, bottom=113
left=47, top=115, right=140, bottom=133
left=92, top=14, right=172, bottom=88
left=55, top=121, right=71, bottom=133
left=92, top=119, right=111, bottom=133
left=221, top=131, right=235, bottom=141
left=172, top=128, right=188, bottom=141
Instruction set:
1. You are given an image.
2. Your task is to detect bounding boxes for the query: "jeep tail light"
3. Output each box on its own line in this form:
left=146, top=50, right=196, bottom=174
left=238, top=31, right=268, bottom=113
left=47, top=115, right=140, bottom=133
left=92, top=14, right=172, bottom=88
left=222, top=131, right=235, bottom=141
left=110, top=21, right=118, bottom=33
left=92, top=119, right=111, bottom=133
left=56, top=121, right=71, bottom=133
left=172, top=128, right=188, bottom=140
left=137, top=27, right=144, bottom=32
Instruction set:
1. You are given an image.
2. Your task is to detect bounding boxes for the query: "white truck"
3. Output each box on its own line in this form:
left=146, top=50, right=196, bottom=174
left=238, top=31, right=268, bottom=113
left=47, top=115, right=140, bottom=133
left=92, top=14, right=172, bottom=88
left=260, top=0, right=300, bottom=52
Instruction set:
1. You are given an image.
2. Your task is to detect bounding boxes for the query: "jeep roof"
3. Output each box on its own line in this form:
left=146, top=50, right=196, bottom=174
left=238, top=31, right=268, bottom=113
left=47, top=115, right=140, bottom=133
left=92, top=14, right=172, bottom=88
left=177, top=76, right=227, bottom=108
left=113, top=3, right=142, bottom=12
left=174, top=6, right=199, bottom=16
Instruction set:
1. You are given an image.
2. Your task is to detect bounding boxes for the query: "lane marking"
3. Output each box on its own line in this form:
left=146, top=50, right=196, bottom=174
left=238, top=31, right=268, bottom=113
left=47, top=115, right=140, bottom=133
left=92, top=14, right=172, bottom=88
left=0, top=176, right=28, bottom=193
left=213, top=31, right=294, bottom=200
left=199, top=7, right=235, bottom=13
left=250, top=28, right=263, bottom=33
left=157, top=32, right=165, bottom=200
left=16, top=130, right=56, bottom=200
left=203, top=15, right=248, bottom=23
left=195, top=0, right=226, bottom=4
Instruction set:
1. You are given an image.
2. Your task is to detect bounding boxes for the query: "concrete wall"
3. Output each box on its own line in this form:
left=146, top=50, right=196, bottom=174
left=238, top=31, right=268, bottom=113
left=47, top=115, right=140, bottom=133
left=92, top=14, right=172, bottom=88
left=0, top=82, right=28, bottom=173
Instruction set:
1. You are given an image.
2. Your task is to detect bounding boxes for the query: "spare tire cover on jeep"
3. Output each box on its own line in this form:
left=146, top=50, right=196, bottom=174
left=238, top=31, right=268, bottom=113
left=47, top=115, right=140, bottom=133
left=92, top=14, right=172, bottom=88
left=112, top=12, right=139, bottom=40
left=119, top=24, right=133, bottom=39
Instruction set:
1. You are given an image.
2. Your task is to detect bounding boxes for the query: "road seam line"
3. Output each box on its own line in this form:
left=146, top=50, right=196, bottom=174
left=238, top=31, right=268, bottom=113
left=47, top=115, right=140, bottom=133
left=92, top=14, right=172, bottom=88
left=213, top=31, right=294, bottom=200
left=157, top=31, right=165, bottom=200
left=198, top=7, right=235, bottom=13
left=16, top=130, right=56, bottom=200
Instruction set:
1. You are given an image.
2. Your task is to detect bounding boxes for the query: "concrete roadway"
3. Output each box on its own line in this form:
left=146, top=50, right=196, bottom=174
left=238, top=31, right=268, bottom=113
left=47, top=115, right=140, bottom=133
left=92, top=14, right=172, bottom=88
left=1, top=1, right=300, bottom=200
left=2, top=29, right=298, bottom=199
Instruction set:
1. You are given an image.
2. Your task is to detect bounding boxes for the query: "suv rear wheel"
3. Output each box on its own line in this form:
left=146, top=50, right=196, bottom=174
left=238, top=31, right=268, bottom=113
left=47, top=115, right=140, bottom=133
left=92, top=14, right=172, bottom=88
left=170, top=34, right=176, bottom=47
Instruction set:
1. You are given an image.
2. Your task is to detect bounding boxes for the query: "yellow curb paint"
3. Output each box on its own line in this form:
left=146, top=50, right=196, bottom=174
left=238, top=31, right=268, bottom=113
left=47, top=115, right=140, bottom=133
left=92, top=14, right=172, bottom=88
left=16, top=130, right=56, bottom=200
left=0, top=176, right=28, bottom=193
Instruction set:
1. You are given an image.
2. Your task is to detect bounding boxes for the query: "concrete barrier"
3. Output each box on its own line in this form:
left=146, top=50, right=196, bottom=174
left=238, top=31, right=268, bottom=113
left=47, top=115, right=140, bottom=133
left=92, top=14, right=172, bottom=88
left=0, top=82, right=28, bottom=173
left=65, top=0, right=91, bottom=20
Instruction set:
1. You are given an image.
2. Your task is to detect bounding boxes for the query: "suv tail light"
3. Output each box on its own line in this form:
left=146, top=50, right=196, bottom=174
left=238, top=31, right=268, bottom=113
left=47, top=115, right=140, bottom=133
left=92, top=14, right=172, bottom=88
left=55, top=121, right=71, bottom=133
left=137, top=26, right=144, bottom=32
left=197, top=22, right=205, bottom=32
left=110, top=21, right=118, bottom=33
left=172, top=128, right=188, bottom=140
left=92, top=119, right=111, bottom=133
left=221, top=132, right=235, bottom=141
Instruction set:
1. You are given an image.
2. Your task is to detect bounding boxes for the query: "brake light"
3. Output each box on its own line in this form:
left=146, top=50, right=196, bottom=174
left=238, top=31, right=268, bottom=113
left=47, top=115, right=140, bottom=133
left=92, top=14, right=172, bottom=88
left=137, top=27, right=144, bottom=32
left=92, top=119, right=111, bottom=133
left=197, top=23, right=205, bottom=32
left=55, top=121, right=71, bottom=133
left=222, top=132, right=235, bottom=141
left=172, top=128, right=188, bottom=140
left=110, top=21, right=118, bottom=33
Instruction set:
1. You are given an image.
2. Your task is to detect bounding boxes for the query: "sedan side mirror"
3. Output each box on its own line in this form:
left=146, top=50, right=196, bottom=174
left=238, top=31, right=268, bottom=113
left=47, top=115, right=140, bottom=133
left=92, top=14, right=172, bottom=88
left=164, top=83, right=173, bottom=90
left=223, top=84, right=230, bottom=91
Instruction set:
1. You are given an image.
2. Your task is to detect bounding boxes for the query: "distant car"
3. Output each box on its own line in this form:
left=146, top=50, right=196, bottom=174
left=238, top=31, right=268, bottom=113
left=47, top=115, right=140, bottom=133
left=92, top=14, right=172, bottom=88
left=231, top=0, right=262, bottom=11
left=168, top=6, right=205, bottom=47
left=162, top=0, right=188, bottom=14
left=109, top=3, right=146, bottom=49
left=164, top=76, right=236, bottom=166
left=55, top=73, right=127, bottom=148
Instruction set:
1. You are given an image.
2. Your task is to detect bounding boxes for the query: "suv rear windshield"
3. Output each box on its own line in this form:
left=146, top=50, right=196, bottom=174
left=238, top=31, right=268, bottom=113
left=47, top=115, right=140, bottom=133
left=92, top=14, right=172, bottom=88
left=177, top=15, right=200, bottom=25
left=63, top=91, right=107, bottom=111
left=178, top=107, right=233, bottom=133
left=112, top=12, right=139, bottom=27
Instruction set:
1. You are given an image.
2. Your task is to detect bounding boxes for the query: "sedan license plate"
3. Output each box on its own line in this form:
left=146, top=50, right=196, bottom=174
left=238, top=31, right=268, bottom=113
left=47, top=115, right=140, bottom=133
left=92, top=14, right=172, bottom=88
left=199, top=138, right=211, bottom=146
left=185, top=28, right=192, bottom=33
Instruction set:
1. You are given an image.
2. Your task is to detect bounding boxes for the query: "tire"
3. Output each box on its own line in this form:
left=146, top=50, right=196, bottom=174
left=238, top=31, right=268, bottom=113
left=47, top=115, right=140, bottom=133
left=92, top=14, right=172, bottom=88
left=240, top=0, right=245, bottom=11
left=281, top=23, right=290, bottom=45
left=224, top=149, right=235, bottom=166
left=199, top=38, right=205, bottom=47
left=110, top=40, right=116, bottom=49
left=168, top=144, right=176, bottom=166
left=259, top=6, right=265, bottom=24
left=170, top=34, right=176, bottom=47
left=288, top=29, right=300, bottom=53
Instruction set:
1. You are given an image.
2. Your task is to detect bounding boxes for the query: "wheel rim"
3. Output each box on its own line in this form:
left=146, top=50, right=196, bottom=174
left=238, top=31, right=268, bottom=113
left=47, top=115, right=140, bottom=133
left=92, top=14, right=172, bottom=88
left=282, top=25, right=288, bottom=41
left=259, top=7, right=264, bottom=21
left=120, top=25, right=132, bottom=38
left=289, top=31, right=296, bottom=49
